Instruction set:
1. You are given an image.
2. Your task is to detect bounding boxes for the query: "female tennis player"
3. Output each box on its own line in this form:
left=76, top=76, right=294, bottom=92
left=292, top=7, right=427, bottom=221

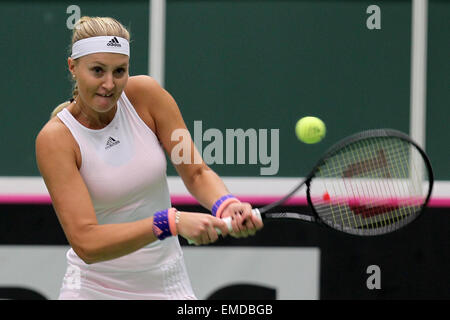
left=35, top=16, right=263, bottom=300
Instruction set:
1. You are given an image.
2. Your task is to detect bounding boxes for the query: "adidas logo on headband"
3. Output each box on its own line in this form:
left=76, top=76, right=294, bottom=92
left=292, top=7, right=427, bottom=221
left=107, top=37, right=121, bottom=47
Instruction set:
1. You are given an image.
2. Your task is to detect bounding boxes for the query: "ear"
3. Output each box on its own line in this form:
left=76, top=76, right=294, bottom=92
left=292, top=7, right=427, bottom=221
left=67, top=57, right=76, bottom=76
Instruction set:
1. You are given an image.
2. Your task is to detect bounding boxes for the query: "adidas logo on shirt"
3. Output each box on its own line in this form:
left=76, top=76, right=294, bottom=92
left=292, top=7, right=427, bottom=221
left=107, top=37, right=121, bottom=47
left=105, top=136, right=120, bottom=149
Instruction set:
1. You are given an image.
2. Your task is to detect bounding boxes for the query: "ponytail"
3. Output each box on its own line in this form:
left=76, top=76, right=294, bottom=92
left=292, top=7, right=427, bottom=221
left=50, top=85, right=79, bottom=119
left=50, top=101, right=71, bottom=119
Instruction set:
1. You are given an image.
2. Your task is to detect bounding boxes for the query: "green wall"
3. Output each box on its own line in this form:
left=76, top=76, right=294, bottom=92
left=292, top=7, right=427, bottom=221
left=0, top=1, right=448, bottom=179
left=0, top=1, right=149, bottom=175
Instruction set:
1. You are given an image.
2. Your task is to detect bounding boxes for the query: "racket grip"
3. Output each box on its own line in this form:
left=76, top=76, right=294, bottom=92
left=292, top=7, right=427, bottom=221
left=252, top=208, right=262, bottom=220
left=187, top=210, right=262, bottom=245
left=187, top=216, right=233, bottom=245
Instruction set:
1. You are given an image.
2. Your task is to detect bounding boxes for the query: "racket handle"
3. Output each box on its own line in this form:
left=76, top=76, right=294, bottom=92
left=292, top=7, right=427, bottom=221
left=219, top=216, right=233, bottom=234
left=252, top=208, right=262, bottom=220
left=187, top=210, right=262, bottom=245
left=187, top=216, right=233, bottom=245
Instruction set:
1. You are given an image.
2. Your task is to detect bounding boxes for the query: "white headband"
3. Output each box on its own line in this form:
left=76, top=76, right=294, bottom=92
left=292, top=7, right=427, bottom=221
left=71, top=36, right=130, bottom=59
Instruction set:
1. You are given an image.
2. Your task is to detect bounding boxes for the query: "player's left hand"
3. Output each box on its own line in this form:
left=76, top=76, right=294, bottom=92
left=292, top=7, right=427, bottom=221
left=220, top=202, right=263, bottom=238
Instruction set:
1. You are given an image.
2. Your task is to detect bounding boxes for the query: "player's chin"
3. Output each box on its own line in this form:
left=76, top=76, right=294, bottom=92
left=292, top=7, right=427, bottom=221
left=94, top=94, right=117, bottom=109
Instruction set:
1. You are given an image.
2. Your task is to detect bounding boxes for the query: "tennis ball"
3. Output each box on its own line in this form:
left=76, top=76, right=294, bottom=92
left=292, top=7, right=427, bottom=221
left=295, top=116, right=326, bottom=144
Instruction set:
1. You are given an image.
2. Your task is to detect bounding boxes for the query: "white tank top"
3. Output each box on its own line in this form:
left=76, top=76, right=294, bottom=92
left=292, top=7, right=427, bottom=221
left=57, top=91, right=182, bottom=269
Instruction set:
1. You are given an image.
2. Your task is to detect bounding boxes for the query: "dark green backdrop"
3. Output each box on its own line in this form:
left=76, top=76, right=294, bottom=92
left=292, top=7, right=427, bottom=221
left=0, top=0, right=448, bottom=179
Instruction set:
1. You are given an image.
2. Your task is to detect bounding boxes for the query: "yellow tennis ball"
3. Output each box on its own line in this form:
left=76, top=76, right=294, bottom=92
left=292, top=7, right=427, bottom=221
left=295, top=116, right=326, bottom=144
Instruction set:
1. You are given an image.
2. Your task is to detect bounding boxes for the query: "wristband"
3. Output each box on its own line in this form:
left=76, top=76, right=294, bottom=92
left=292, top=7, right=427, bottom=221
left=211, top=194, right=240, bottom=218
left=153, top=208, right=178, bottom=240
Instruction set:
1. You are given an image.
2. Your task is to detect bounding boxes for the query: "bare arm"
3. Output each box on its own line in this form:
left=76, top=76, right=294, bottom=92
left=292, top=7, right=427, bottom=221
left=36, top=121, right=159, bottom=263
left=127, top=76, right=263, bottom=235
left=128, top=76, right=232, bottom=209
left=36, top=119, right=228, bottom=264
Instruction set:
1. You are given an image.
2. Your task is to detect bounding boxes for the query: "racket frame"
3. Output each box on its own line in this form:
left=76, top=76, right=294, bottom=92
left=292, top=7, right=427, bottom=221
left=258, top=128, right=434, bottom=236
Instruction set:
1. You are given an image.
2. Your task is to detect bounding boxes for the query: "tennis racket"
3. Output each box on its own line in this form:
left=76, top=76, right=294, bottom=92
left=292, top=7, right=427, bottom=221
left=220, top=128, right=433, bottom=237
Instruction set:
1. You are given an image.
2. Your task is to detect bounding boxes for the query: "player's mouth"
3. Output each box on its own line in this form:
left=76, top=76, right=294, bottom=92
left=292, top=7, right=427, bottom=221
left=96, top=93, right=114, bottom=98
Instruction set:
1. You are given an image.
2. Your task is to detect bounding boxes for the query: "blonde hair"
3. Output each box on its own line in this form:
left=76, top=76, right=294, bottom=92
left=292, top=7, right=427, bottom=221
left=50, top=16, right=131, bottom=119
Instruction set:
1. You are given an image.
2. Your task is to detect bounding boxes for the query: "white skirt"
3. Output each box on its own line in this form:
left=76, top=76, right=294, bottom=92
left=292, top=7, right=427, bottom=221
left=58, top=238, right=196, bottom=300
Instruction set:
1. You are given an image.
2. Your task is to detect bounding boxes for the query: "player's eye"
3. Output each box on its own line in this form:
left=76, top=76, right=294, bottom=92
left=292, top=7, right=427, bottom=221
left=91, top=66, right=103, bottom=74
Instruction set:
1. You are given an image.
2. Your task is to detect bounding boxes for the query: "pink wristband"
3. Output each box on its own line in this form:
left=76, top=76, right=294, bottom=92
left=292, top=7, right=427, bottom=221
left=167, top=208, right=178, bottom=236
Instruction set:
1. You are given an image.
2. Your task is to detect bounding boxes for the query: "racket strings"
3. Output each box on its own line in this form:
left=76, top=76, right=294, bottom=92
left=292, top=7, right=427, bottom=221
left=310, top=137, right=429, bottom=235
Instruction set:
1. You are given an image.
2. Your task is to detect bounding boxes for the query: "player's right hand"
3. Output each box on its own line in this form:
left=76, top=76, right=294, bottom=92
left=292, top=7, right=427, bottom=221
left=176, top=212, right=229, bottom=245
